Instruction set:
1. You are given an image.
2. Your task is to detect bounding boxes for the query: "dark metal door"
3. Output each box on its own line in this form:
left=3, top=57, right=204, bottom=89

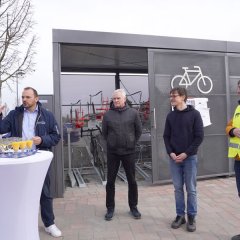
left=148, top=49, right=229, bottom=183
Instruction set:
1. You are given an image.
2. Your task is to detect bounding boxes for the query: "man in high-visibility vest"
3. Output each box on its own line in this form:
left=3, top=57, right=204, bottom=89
left=226, top=80, right=240, bottom=240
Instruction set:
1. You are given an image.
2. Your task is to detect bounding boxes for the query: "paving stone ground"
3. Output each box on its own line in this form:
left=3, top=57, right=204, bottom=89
left=39, top=177, right=240, bottom=240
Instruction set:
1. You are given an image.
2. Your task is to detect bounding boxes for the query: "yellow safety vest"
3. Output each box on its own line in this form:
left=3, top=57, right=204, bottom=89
left=228, top=105, right=240, bottom=157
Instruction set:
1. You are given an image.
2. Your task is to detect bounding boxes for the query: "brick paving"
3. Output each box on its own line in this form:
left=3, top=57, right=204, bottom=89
left=39, top=177, right=240, bottom=240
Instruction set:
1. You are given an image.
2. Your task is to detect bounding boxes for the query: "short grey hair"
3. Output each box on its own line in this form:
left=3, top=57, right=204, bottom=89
left=112, top=89, right=126, bottom=98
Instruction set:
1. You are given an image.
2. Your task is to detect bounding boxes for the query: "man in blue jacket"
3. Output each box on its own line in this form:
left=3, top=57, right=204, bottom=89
left=163, top=87, right=204, bottom=232
left=0, top=87, right=62, bottom=237
left=102, top=89, right=142, bottom=221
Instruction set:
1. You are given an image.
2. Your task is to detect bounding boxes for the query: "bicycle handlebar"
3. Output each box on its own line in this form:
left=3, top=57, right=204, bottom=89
left=95, top=125, right=102, bottom=135
left=80, top=125, right=102, bottom=137
left=193, top=66, right=200, bottom=69
left=182, top=66, right=200, bottom=71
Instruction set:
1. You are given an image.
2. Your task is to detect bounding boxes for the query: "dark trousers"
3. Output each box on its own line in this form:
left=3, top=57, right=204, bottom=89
left=40, top=169, right=55, bottom=227
left=234, top=160, right=240, bottom=197
left=106, top=152, right=138, bottom=209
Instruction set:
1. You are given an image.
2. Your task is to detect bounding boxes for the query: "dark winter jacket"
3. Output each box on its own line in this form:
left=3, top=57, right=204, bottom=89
left=163, top=105, right=204, bottom=157
left=102, top=102, right=142, bottom=155
left=0, top=102, right=61, bottom=150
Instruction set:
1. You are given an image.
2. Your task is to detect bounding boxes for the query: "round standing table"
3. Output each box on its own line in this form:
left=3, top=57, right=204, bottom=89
left=0, top=150, right=53, bottom=240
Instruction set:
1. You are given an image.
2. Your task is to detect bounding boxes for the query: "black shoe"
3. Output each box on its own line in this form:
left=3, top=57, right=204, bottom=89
left=186, top=215, right=196, bottom=232
left=130, top=207, right=141, bottom=219
left=105, top=208, right=114, bottom=221
left=171, top=215, right=186, bottom=229
left=232, top=235, right=240, bottom=240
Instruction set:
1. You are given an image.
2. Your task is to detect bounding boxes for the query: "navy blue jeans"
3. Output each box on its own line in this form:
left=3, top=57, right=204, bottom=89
left=106, top=152, right=138, bottom=210
left=170, top=155, right=198, bottom=217
left=40, top=169, right=55, bottom=227
left=234, top=160, right=240, bottom=197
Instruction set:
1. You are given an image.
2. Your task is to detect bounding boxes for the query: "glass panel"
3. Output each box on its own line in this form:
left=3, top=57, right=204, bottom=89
left=60, top=74, right=151, bottom=183
left=60, top=75, right=115, bottom=172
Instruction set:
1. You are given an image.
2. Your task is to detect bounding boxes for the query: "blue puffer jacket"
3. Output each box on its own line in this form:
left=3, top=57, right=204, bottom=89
left=0, top=102, right=61, bottom=150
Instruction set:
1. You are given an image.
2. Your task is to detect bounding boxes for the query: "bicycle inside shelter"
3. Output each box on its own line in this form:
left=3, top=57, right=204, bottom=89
left=60, top=44, right=152, bottom=188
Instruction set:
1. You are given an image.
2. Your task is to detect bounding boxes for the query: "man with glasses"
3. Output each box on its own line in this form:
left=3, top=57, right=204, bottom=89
left=163, top=87, right=204, bottom=232
left=226, top=80, right=240, bottom=240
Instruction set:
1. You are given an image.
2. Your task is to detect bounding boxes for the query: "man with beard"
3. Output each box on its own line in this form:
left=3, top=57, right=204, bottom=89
left=0, top=87, right=62, bottom=238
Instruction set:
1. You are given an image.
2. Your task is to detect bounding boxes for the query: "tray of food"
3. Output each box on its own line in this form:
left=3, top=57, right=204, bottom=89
left=0, top=138, right=37, bottom=158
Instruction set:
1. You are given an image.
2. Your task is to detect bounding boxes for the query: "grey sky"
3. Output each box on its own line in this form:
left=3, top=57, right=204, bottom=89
left=61, top=74, right=148, bottom=117
left=2, top=0, right=240, bottom=109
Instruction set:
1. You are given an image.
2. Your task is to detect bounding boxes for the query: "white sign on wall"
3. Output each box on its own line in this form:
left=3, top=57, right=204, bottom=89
left=186, top=97, right=211, bottom=127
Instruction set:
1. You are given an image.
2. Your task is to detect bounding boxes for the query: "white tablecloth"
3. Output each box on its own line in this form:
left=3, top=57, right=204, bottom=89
left=0, top=150, right=53, bottom=240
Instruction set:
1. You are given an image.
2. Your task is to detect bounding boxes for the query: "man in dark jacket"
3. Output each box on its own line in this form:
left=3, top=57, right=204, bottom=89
left=102, top=88, right=142, bottom=221
left=0, top=87, right=62, bottom=237
left=163, top=87, right=204, bottom=232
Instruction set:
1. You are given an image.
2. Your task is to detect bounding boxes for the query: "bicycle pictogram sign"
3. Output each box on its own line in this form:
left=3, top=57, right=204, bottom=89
left=171, top=66, right=213, bottom=94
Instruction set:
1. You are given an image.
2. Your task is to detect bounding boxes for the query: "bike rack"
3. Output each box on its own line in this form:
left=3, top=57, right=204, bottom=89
left=135, top=164, right=151, bottom=180
left=134, top=137, right=152, bottom=180
left=143, top=162, right=152, bottom=170
left=116, top=161, right=151, bottom=183
left=72, top=168, right=86, bottom=187
left=82, top=137, right=107, bottom=186
left=66, top=127, right=86, bottom=188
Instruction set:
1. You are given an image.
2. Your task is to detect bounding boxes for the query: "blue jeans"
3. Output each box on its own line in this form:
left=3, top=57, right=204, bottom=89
left=40, top=169, right=55, bottom=227
left=170, top=155, right=198, bottom=217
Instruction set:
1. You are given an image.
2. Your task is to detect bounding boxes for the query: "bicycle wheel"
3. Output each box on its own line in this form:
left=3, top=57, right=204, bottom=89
left=90, top=139, right=98, bottom=165
left=171, top=75, right=188, bottom=89
left=197, top=76, right=213, bottom=94
left=96, top=146, right=106, bottom=181
left=90, top=140, right=94, bottom=154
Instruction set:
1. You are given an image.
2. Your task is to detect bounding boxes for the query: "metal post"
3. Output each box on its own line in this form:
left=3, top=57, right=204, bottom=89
left=16, top=74, right=19, bottom=106
left=67, top=127, right=76, bottom=187
left=16, top=70, right=25, bottom=106
left=115, top=72, right=120, bottom=89
left=67, top=129, right=71, bottom=173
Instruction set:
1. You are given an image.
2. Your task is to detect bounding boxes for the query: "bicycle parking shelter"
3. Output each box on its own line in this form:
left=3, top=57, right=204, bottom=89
left=52, top=29, right=240, bottom=197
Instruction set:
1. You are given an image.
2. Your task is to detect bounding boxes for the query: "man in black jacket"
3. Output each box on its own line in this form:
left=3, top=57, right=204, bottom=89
left=163, top=87, right=204, bottom=232
left=0, top=87, right=62, bottom=237
left=102, top=88, right=142, bottom=221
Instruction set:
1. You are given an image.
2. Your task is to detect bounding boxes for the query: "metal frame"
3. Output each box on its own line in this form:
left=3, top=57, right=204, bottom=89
left=52, top=29, right=240, bottom=197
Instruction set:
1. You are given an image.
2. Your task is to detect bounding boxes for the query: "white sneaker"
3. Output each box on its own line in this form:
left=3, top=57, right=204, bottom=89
left=45, top=224, right=62, bottom=237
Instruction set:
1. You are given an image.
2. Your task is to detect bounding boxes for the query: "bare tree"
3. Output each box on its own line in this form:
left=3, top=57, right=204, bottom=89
left=0, top=0, right=36, bottom=99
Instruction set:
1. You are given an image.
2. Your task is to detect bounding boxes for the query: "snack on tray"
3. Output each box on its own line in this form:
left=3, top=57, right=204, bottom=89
left=0, top=137, right=36, bottom=158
